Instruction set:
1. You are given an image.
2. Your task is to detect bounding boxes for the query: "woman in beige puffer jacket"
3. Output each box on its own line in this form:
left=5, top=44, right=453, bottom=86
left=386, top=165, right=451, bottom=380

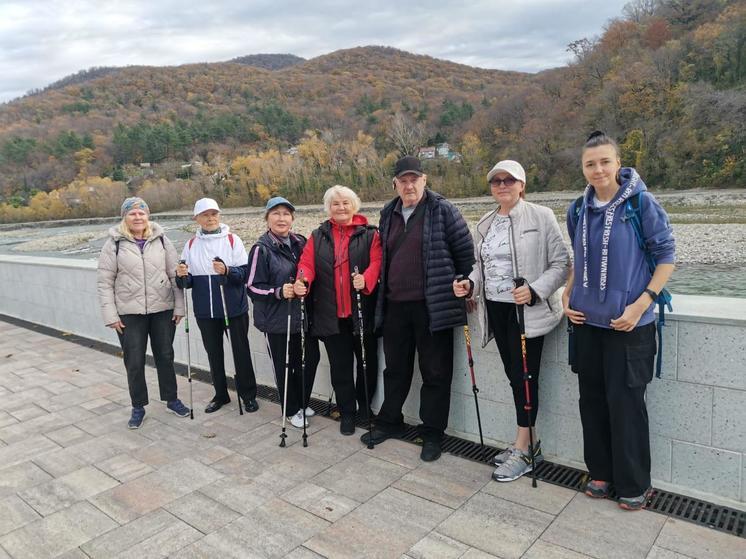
left=455, top=160, right=569, bottom=484
left=97, top=197, right=189, bottom=429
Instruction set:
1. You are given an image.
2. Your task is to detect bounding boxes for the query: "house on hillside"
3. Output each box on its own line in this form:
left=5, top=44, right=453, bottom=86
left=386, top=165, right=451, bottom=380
left=417, top=147, right=436, bottom=159
left=415, top=143, right=462, bottom=162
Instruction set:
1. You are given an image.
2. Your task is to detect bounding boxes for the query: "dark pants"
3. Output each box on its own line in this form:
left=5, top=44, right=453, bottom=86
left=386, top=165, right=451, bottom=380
left=265, top=332, right=320, bottom=417
left=573, top=321, right=656, bottom=498
left=376, top=300, right=454, bottom=442
left=486, top=300, right=544, bottom=427
left=117, top=310, right=178, bottom=408
left=322, top=318, right=378, bottom=418
left=196, top=313, right=257, bottom=403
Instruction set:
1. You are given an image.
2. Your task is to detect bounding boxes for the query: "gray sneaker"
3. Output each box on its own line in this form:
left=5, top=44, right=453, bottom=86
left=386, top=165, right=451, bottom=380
left=492, top=440, right=544, bottom=466
left=491, top=446, right=516, bottom=466
left=492, top=449, right=533, bottom=482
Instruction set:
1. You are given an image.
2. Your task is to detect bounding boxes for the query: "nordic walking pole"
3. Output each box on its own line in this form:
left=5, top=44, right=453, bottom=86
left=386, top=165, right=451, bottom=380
left=279, top=277, right=294, bottom=448
left=179, top=260, right=194, bottom=420
left=214, top=257, right=243, bottom=416
left=456, top=275, right=485, bottom=459
left=514, top=277, right=537, bottom=488
left=353, top=266, right=374, bottom=450
left=298, top=272, right=308, bottom=448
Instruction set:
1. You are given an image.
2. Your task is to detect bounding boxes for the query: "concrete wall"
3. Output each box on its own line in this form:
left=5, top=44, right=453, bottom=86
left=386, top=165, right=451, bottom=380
left=1, top=254, right=744, bottom=509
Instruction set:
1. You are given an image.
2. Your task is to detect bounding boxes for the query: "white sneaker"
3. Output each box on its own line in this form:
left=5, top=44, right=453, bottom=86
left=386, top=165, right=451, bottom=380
left=289, top=410, right=308, bottom=429
left=304, top=406, right=315, bottom=417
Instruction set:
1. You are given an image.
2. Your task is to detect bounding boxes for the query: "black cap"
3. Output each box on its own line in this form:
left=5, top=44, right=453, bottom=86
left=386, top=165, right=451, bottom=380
left=394, top=155, right=424, bottom=178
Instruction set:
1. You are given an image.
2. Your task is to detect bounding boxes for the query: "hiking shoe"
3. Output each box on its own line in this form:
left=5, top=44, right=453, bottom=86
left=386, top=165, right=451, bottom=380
left=340, top=415, right=356, bottom=436
left=491, top=445, right=516, bottom=466
left=492, top=440, right=544, bottom=466
left=128, top=407, right=145, bottom=429
left=166, top=399, right=190, bottom=418
left=492, top=448, right=534, bottom=482
left=619, top=487, right=653, bottom=511
left=289, top=410, right=308, bottom=429
left=304, top=406, right=315, bottom=417
left=420, top=440, right=442, bottom=462
left=584, top=479, right=610, bottom=499
left=360, top=426, right=403, bottom=446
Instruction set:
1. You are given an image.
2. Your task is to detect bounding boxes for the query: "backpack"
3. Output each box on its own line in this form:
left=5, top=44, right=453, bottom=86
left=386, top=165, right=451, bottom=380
left=187, top=233, right=234, bottom=251
left=114, top=236, right=164, bottom=255
left=570, top=192, right=672, bottom=378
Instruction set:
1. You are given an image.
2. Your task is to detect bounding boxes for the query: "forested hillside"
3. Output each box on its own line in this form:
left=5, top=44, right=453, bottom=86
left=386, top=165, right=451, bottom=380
left=0, top=0, right=743, bottom=222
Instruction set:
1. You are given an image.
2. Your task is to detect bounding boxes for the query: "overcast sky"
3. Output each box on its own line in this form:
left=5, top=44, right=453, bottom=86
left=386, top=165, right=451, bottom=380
left=0, top=0, right=630, bottom=103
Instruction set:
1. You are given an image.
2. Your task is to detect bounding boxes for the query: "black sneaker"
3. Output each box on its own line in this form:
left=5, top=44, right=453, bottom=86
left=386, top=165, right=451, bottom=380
left=420, top=440, right=442, bottom=462
left=204, top=398, right=229, bottom=414
left=340, top=415, right=356, bottom=436
left=360, top=426, right=402, bottom=446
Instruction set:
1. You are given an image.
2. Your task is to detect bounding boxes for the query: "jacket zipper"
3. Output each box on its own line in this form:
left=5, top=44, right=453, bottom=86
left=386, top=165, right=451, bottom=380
left=141, top=241, right=149, bottom=314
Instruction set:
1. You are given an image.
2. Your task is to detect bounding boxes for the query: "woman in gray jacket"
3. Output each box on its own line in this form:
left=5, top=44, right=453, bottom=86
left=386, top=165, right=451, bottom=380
left=97, top=197, right=189, bottom=429
left=458, top=160, right=569, bottom=482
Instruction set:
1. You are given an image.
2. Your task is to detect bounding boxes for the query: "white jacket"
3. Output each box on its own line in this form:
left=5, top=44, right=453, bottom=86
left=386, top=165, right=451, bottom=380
left=97, top=222, right=184, bottom=325
left=470, top=198, right=570, bottom=344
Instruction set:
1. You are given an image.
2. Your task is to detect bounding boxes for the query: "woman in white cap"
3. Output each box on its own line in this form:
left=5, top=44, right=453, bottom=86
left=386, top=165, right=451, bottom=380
left=457, top=161, right=569, bottom=482
left=97, top=197, right=190, bottom=429
left=175, top=198, right=259, bottom=414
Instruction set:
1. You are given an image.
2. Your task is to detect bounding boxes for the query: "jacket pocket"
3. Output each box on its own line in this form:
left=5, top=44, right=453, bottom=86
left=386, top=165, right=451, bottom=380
left=625, top=342, right=656, bottom=388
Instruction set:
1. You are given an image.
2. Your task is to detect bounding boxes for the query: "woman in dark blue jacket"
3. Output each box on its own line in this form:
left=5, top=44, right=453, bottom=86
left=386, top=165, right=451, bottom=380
left=247, top=197, right=320, bottom=429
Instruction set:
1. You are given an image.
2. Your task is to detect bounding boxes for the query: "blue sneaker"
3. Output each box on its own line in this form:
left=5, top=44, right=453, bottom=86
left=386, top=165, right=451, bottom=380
left=167, top=399, right=190, bottom=418
left=128, top=407, right=145, bottom=429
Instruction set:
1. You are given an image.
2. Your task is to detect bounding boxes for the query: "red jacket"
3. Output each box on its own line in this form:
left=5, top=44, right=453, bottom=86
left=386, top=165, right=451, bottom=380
left=297, top=214, right=382, bottom=318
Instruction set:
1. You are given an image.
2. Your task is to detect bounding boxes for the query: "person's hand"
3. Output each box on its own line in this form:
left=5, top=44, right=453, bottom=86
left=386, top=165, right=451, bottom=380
left=453, top=278, right=470, bottom=298
left=212, top=260, right=227, bottom=275
left=512, top=284, right=532, bottom=305
left=465, top=298, right=476, bottom=313
left=173, top=315, right=183, bottom=325
left=293, top=279, right=308, bottom=297
left=352, top=272, right=366, bottom=291
left=282, top=283, right=296, bottom=299
left=610, top=302, right=645, bottom=332
left=562, top=290, right=585, bottom=325
left=107, top=320, right=125, bottom=334
left=176, top=263, right=189, bottom=277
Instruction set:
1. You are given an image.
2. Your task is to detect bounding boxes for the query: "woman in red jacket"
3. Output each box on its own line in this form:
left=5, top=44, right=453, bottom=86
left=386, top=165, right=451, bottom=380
left=294, top=185, right=382, bottom=435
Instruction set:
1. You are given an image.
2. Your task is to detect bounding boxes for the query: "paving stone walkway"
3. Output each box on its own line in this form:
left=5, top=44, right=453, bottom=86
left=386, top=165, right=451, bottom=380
left=0, top=320, right=742, bottom=559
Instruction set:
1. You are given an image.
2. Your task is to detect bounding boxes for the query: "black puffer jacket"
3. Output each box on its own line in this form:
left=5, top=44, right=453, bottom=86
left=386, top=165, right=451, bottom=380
left=375, top=189, right=475, bottom=333
left=246, top=231, right=306, bottom=334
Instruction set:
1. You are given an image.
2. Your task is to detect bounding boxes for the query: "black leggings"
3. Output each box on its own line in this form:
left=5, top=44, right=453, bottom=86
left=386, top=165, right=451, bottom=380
left=485, top=300, right=544, bottom=427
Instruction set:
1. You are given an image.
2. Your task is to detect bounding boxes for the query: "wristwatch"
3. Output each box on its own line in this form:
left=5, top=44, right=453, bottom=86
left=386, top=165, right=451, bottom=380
left=644, top=288, right=658, bottom=301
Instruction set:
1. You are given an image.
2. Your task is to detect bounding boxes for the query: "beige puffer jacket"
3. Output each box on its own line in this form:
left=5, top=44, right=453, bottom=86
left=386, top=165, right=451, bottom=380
left=470, top=198, right=570, bottom=344
left=97, top=222, right=184, bottom=325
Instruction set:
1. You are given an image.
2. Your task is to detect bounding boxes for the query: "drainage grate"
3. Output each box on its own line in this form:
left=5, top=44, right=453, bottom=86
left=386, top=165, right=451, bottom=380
left=1, top=312, right=744, bottom=539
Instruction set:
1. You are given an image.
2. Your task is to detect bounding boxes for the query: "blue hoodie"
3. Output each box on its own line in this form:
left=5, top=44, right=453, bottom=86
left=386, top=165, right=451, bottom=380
left=566, top=168, right=675, bottom=329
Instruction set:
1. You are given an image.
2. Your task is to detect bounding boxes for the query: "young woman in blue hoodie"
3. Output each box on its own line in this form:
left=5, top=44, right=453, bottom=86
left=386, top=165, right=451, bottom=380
left=563, top=131, right=675, bottom=510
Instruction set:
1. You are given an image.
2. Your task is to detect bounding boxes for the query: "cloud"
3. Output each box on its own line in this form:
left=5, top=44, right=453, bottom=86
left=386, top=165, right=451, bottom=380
left=0, top=0, right=629, bottom=103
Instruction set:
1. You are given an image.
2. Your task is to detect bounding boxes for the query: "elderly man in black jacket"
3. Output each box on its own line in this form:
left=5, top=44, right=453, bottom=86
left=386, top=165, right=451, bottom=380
left=361, top=155, right=475, bottom=461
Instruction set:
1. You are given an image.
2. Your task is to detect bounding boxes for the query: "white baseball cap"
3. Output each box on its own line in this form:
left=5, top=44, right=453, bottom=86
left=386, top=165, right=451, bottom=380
left=486, top=160, right=527, bottom=184
left=193, top=198, right=221, bottom=216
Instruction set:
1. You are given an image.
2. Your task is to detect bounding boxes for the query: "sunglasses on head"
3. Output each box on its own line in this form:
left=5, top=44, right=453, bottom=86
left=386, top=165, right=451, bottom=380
left=489, top=177, right=519, bottom=187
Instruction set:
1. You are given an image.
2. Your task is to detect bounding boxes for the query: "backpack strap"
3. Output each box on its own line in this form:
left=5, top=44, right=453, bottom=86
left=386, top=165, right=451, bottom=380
left=188, top=237, right=196, bottom=250
left=228, top=233, right=234, bottom=249
left=570, top=195, right=584, bottom=237
left=624, top=191, right=672, bottom=378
